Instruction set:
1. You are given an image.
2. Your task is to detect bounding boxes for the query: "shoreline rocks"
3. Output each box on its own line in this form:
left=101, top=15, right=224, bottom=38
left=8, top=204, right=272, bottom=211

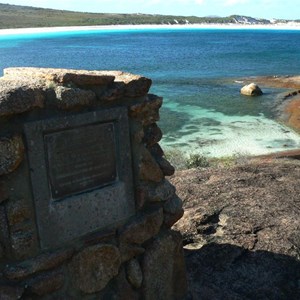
left=170, top=159, right=300, bottom=299
left=240, top=82, right=263, bottom=96
left=240, top=75, right=300, bottom=133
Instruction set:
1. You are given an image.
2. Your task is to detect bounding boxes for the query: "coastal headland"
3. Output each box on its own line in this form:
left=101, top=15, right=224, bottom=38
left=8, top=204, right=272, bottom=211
left=0, top=2, right=299, bottom=30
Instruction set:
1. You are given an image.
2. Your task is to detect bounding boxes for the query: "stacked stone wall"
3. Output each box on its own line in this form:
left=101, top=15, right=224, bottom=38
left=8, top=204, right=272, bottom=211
left=0, top=68, right=186, bottom=299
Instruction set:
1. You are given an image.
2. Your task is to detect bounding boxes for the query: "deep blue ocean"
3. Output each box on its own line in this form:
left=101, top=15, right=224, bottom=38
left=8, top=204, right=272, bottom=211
left=1, top=28, right=300, bottom=157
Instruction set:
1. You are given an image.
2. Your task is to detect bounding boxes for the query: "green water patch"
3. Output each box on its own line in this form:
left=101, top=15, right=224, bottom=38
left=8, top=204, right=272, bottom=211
left=158, top=106, right=190, bottom=135
left=163, top=136, right=178, bottom=143
left=154, top=78, right=288, bottom=120
left=179, top=129, right=201, bottom=135
left=194, top=139, right=222, bottom=147
left=160, top=104, right=300, bottom=158
left=184, top=125, right=200, bottom=130
left=155, top=78, right=300, bottom=158
left=267, top=139, right=298, bottom=149
left=170, top=142, right=190, bottom=148
left=190, top=117, right=222, bottom=127
left=230, top=120, right=251, bottom=124
left=209, top=128, right=222, bottom=132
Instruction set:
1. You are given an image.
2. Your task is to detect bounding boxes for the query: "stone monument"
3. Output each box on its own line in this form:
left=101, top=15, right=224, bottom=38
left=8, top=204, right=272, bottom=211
left=0, top=68, right=187, bottom=299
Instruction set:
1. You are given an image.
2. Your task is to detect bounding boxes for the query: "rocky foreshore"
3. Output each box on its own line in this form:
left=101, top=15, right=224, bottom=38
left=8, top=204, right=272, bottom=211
left=170, top=158, right=300, bottom=299
left=243, top=75, right=300, bottom=133
left=171, top=75, right=300, bottom=298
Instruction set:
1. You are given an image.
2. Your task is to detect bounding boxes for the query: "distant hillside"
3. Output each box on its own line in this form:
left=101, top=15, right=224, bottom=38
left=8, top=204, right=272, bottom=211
left=0, top=3, right=298, bottom=29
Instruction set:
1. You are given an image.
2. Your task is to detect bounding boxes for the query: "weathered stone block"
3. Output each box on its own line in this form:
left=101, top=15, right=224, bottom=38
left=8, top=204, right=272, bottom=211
left=52, top=86, right=97, bottom=109
left=2, top=169, right=39, bottom=260
left=94, top=72, right=151, bottom=101
left=4, top=67, right=115, bottom=87
left=119, top=74, right=152, bottom=98
left=131, top=123, right=145, bottom=145
left=57, top=72, right=114, bottom=86
left=3, top=68, right=151, bottom=101
left=69, top=244, right=121, bottom=294
left=156, top=157, right=175, bottom=176
left=83, top=228, right=116, bottom=247
left=126, top=259, right=143, bottom=289
left=119, top=243, right=145, bottom=263
left=0, top=205, right=9, bottom=258
left=163, top=195, right=184, bottom=215
left=0, top=81, right=45, bottom=116
left=139, top=147, right=164, bottom=183
left=4, top=248, right=74, bottom=281
left=5, top=199, right=31, bottom=227
left=119, top=207, right=163, bottom=245
left=100, top=82, right=125, bottom=101
left=9, top=225, right=37, bottom=261
left=0, top=136, right=24, bottom=175
left=99, top=267, right=140, bottom=300
left=140, top=180, right=176, bottom=203
left=129, top=94, right=163, bottom=126
left=148, top=143, right=164, bottom=158
left=0, top=242, right=4, bottom=258
left=0, top=180, right=8, bottom=204
left=135, top=187, right=146, bottom=210
left=163, top=194, right=184, bottom=228
left=142, top=230, right=187, bottom=300
left=0, top=285, right=24, bottom=300
left=143, top=123, right=163, bottom=146
left=164, top=211, right=185, bottom=229
left=25, top=269, right=64, bottom=296
left=105, top=71, right=152, bottom=98
left=114, top=268, right=140, bottom=300
left=54, top=72, right=114, bottom=87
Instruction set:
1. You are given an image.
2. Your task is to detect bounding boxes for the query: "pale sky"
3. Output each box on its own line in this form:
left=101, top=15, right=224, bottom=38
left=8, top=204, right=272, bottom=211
left=1, top=0, right=299, bottom=20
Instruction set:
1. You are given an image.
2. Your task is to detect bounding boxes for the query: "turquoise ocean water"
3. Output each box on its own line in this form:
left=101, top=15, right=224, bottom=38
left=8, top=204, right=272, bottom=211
left=1, top=28, right=300, bottom=157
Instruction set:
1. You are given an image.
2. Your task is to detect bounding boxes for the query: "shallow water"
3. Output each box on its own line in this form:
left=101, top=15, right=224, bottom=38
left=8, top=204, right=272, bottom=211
left=1, top=28, right=300, bottom=157
left=154, top=78, right=299, bottom=157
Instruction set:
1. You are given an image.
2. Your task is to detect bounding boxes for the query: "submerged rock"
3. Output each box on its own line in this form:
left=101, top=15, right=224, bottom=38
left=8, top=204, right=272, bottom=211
left=241, top=83, right=263, bottom=96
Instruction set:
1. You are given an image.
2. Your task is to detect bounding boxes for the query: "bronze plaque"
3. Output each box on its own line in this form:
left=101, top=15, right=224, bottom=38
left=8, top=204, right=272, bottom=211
left=24, top=108, right=135, bottom=249
left=45, top=123, right=116, bottom=200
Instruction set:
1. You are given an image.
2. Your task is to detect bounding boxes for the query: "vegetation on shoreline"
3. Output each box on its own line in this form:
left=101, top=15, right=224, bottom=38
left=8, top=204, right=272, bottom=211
left=0, top=3, right=297, bottom=29
left=165, top=145, right=300, bottom=170
left=164, top=148, right=251, bottom=170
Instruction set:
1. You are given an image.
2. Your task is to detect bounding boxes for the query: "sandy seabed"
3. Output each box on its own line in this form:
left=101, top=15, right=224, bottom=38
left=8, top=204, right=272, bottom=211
left=1, top=23, right=300, bottom=36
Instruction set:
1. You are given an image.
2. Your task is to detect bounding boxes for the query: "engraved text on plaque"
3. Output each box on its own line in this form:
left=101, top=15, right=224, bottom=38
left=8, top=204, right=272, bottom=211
left=45, top=123, right=116, bottom=200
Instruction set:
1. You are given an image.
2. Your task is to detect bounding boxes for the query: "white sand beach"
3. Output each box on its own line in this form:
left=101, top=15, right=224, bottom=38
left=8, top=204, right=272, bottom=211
left=1, top=23, right=300, bottom=36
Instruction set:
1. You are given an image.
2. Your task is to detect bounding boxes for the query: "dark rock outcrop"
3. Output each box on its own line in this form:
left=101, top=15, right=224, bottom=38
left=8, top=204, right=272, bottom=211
left=170, top=159, right=300, bottom=299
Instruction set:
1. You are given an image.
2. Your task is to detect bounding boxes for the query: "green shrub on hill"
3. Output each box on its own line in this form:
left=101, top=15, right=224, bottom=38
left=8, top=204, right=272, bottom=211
left=0, top=3, right=274, bottom=29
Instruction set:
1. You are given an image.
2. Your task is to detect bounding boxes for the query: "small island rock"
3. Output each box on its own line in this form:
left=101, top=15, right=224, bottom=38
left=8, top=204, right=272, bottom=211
left=240, top=83, right=263, bottom=96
